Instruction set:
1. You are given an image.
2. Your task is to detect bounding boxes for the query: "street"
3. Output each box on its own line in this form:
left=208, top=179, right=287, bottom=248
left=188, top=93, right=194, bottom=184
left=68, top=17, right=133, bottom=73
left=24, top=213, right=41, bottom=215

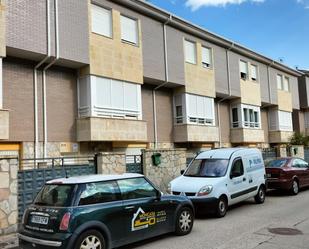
left=121, top=189, right=309, bottom=249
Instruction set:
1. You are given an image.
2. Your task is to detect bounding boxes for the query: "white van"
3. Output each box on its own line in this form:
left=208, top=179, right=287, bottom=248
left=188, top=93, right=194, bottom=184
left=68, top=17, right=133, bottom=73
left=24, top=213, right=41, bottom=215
left=169, top=148, right=266, bottom=217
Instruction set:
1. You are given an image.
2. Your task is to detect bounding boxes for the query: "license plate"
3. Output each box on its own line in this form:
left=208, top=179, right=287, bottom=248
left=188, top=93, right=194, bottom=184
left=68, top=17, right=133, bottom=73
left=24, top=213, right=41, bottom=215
left=266, top=174, right=271, bottom=178
left=31, top=215, right=49, bottom=225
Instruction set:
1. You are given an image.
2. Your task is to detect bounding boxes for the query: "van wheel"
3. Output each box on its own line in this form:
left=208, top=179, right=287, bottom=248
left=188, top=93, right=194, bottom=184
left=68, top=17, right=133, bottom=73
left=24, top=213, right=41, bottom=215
left=74, top=229, right=105, bottom=249
left=255, top=186, right=266, bottom=204
left=291, top=180, right=299, bottom=195
left=216, top=196, right=227, bottom=218
left=175, top=207, right=194, bottom=236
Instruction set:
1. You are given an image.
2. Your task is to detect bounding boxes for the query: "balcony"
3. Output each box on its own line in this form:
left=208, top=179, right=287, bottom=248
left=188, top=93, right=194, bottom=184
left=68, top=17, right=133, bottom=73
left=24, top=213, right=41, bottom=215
left=174, top=124, right=219, bottom=143
left=77, top=117, right=147, bottom=142
left=230, top=128, right=264, bottom=144
left=0, top=109, right=9, bottom=140
left=269, top=131, right=294, bottom=144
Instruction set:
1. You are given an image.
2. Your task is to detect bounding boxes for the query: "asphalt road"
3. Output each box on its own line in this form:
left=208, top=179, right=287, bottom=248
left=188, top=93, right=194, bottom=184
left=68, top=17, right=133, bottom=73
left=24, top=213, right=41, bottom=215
left=121, top=189, right=309, bottom=249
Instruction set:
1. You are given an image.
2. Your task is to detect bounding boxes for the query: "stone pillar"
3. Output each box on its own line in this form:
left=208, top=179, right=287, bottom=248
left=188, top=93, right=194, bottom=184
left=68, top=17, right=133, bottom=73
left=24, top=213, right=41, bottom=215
left=0, top=156, right=18, bottom=235
left=289, top=145, right=304, bottom=159
left=96, top=152, right=126, bottom=174
left=142, top=149, right=186, bottom=192
left=276, top=145, right=287, bottom=158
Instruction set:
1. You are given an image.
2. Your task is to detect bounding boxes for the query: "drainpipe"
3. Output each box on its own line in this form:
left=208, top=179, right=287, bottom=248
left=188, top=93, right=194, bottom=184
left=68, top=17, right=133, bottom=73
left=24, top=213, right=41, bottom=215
left=152, top=15, right=172, bottom=149
left=267, top=60, right=274, bottom=105
left=217, top=43, right=234, bottom=148
left=42, top=0, right=59, bottom=159
left=33, top=0, right=51, bottom=159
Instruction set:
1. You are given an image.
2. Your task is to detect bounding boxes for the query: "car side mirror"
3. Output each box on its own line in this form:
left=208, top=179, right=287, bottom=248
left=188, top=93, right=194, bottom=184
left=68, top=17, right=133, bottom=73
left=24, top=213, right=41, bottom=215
left=156, top=190, right=162, bottom=200
left=180, top=169, right=185, bottom=175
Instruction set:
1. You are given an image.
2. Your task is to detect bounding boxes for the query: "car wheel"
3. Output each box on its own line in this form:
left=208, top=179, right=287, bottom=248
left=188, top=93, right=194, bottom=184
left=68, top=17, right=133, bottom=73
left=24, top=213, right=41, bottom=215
left=254, top=186, right=266, bottom=204
left=216, top=196, right=227, bottom=218
left=175, top=207, right=194, bottom=236
left=74, top=229, right=105, bottom=249
left=291, top=180, right=299, bottom=195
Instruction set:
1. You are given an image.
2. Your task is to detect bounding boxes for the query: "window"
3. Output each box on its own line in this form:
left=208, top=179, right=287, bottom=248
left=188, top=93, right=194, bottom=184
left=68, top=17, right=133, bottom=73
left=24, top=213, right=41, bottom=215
left=174, top=95, right=183, bottom=124
left=231, top=104, right=260, bottom=129
left=184, top=40, right=197, bottom=64
left=202, top=46, right=212, bottom=68
left=278, top=111, right=293, bottom=131
left=230, top=158, right=244, bottom=178
left=283, top=76, right=290, bottom=91
left=78, top=76, right=142, bottom=119
left=240, top=60, right=248, bottom=80
left=120, top=15, right=138, bottom=44
left=91, top=4, right=112, bottom=37
left=232, top=108, right=238, bottom=128
left=117, top=178, right=157, bottom=200
left=277, top=74, right=283, bottom=90
left=293, top=159, right=308, bottom=169
left=251, top=64, right=258, bottom=81
left=185, top=159, right=229, bottom=178
left=78, top=181, right=119, bottom=206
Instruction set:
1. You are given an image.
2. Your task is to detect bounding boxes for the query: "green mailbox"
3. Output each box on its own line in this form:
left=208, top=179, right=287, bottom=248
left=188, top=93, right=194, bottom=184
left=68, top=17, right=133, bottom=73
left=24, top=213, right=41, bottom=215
left=152, top=153, right=162, bottom=166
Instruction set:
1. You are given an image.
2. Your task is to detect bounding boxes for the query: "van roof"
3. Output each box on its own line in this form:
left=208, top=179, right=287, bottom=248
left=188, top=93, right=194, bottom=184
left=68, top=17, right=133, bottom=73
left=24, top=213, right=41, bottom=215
left=196, top=148, right=260, bottom=160
left=46, top=173, right=144, bottom=184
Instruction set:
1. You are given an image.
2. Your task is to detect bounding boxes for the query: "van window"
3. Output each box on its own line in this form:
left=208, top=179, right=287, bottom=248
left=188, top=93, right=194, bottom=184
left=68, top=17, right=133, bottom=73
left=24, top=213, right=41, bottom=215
left=117, top=177, right=157, bottom=200
left=185, top=159, right=229, bottom=177
left=230, top=159, right=244, bottom=178
left=78, top=181, right=119, bottom=206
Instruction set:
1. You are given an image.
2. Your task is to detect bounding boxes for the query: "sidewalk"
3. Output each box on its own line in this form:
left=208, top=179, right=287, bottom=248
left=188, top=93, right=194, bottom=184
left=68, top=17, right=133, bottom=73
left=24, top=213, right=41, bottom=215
left=0, top=234, right=18, bottom=249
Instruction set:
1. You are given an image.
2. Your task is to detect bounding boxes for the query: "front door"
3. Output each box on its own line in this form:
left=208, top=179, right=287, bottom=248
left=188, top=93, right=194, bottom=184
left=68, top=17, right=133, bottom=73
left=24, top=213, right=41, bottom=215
left=227, top=157, right=249, bottom=205
left=117, top=177, right=172, bottom=245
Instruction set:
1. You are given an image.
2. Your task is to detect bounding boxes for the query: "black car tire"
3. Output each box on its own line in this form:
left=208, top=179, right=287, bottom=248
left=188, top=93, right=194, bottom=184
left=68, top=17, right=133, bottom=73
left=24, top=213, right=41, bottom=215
left=175, top=207, right=194, bottom=236
left=254, top=185, right=266, bottom=204
left=74, top=229, right=106, bottom=249
left=291, top=180, right=299, bottom=195
left=216, top=196, right=227, bottom=218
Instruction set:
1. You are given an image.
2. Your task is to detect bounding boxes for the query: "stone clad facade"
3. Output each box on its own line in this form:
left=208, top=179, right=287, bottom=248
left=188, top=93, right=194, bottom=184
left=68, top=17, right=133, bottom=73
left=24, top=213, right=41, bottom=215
left=0, top=156, right=18, bottom=235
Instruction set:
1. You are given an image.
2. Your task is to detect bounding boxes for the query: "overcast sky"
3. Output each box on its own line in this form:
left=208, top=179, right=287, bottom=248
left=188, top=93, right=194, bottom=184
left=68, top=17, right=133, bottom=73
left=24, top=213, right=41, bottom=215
left=150, top=0, right=309, bottom=70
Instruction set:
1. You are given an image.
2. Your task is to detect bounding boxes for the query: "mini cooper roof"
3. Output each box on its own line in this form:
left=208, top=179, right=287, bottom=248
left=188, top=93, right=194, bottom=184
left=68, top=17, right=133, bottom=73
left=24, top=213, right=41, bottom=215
left=46, top=173, right=144, bottom=184
left=196, top=148, right=260, bottom=160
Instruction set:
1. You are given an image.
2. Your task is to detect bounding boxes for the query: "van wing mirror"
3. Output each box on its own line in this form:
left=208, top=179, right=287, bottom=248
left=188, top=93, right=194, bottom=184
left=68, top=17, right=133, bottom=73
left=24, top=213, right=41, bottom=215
left=180, top=169, right=185, bottom=175
left=156, top=190, right=162, bottom=200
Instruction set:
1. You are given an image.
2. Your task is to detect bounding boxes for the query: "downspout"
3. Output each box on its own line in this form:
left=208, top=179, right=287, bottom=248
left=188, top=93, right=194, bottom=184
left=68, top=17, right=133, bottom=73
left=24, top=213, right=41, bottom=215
left=153, top=15, right=172, bottom=149
left=217, top=42, right=234, bottom=147
left=33, top=0, right=51, bottom=159
left=42, top=0, right=59, bottom=158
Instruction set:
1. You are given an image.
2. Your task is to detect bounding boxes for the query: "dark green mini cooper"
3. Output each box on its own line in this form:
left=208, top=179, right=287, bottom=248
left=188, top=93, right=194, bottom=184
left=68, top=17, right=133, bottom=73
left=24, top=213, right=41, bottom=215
left=18, top=173, right=194, bottom=249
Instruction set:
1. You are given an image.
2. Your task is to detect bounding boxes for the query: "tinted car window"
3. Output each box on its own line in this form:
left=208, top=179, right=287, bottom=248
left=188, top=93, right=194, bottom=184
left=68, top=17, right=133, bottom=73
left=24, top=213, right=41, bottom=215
left=185, top=159, right=229, bottom=177
left=230, top=159, right=244, bottom=178
left=266, top=159, right=287, bottom=168
left=118, top=177, right=157, bottom=200
left=34, top=184, right=74, bottom=207
left=78, top=181, right=119, bottom=206
left=293, top=159, right=309, bottom=169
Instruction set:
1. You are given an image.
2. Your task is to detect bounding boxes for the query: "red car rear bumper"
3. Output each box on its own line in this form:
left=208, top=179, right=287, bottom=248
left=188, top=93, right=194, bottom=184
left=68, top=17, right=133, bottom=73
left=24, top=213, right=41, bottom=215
left=267, top=178, right=293, bottom=190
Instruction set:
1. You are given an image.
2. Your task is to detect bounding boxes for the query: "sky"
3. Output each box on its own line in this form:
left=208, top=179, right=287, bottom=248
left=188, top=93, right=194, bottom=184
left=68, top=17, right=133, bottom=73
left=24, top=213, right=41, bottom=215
left=149, top=0, right=309, bottom=70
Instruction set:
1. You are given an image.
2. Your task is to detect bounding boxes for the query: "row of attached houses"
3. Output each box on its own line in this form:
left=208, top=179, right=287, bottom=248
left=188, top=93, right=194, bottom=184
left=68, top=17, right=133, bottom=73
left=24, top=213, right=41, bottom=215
left=0, top=0, right=307, bottom=160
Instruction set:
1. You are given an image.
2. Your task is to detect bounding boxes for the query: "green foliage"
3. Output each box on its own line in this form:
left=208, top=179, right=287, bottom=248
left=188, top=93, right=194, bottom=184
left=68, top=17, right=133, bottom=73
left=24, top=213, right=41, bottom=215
left=289, top=132, right=309, bottom=146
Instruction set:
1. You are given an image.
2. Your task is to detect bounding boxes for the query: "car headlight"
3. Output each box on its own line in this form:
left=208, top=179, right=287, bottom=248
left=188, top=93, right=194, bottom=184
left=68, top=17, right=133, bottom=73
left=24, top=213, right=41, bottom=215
left=197, top=185, right=213, bottom=196
left=167, top=183, right=172, bottom=194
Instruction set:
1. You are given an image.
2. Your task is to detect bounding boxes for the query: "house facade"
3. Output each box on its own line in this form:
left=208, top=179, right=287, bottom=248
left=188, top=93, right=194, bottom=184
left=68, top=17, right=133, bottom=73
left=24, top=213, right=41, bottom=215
left=0, top=0, right=305, bottom=160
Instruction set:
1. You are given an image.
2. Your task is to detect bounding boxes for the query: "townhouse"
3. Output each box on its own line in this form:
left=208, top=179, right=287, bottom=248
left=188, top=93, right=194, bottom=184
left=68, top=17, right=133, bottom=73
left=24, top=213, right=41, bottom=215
left=0, top=0, right=304, bottom=160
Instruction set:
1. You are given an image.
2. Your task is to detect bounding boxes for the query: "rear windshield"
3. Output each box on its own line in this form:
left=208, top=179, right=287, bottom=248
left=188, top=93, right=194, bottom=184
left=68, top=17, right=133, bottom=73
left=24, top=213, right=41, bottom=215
left=185, top=159, right=229, bottom=177
left=34, top=184, right=74, bottom=207
left=266, top=159, right=287, bottom=168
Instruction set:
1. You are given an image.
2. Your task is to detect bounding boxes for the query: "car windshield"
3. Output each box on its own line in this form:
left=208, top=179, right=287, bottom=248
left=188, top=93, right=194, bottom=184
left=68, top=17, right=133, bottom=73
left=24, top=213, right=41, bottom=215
left=34, top=184, right=74, bottom=207
left=184, top=159, right=229, bottom=177
left=266, top=159, right=287, bottom=168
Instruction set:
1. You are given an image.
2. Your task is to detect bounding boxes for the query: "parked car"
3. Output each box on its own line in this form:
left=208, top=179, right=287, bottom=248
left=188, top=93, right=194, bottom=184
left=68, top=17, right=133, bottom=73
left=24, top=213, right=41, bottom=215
left=266, top=157, right=309, bottom=195
left=169, top=148, right=266, bottom=218
left=18, top=173, right=194, bottom=249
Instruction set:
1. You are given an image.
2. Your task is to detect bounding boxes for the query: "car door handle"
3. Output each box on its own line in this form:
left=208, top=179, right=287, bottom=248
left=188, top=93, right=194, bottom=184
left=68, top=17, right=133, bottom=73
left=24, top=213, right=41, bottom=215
left=243, top=178, right=246, bottom=182
left=125, top=206, right=135, bottom=210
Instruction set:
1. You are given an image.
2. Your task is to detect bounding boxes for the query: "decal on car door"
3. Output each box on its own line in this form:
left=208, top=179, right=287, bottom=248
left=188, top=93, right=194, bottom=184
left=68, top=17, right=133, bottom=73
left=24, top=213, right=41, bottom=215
left=131, top=208, right=167, bottom=231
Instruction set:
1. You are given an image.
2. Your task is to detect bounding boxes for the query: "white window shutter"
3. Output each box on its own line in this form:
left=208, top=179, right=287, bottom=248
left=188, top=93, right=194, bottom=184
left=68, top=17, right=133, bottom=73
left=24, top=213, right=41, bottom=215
left=121, top=15, right=138, bottom=44
left=277, top=75, right=283, bottom=90
left=240, top=61, right=248, bottom=74
left=111, top=80, right=124, bottom=110
left=185, top=40, right=196, bottom=64
left=202, top=47, right=211, bottom=65
left=96, top=77, right=111, bottom=107
left=91, top=4, right=112, bottom=37
left=283, top=77, right=289, bottom=91
left=251, top=65, right=257, bottom=80
left=124, top=83, right=138, bottom=111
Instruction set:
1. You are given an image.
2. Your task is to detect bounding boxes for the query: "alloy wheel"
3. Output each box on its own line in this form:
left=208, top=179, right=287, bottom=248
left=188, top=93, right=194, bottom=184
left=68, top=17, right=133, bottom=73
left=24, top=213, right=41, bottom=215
left=80, top=235, right=102, bottom=249
left=179, top=210, right=192, bottom=232
left=293, top=180, right=299, bottom=194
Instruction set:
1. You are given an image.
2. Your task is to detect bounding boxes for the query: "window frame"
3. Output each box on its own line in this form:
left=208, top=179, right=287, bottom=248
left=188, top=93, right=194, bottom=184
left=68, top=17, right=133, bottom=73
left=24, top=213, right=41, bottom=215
left=283, top=76, right=290, bottom=92
left=120, top=14, right=139, bottom=46
left=240, top=60, right=249, bottom=81
left=231, top=104, right=261, bottom=129
left=184, top=39, right=197, bottom=65
left=91, top=4, right=113, bottom=38
left=230, top=158, right=244, bottom=179
left=250, top=64, right=259, bottom=82
left=277, top=74, right=283, bottom=90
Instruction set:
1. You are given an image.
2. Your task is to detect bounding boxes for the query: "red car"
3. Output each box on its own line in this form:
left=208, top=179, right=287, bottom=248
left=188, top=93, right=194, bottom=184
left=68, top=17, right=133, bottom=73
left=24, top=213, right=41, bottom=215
left=266, top=157, right=309, bottom=195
